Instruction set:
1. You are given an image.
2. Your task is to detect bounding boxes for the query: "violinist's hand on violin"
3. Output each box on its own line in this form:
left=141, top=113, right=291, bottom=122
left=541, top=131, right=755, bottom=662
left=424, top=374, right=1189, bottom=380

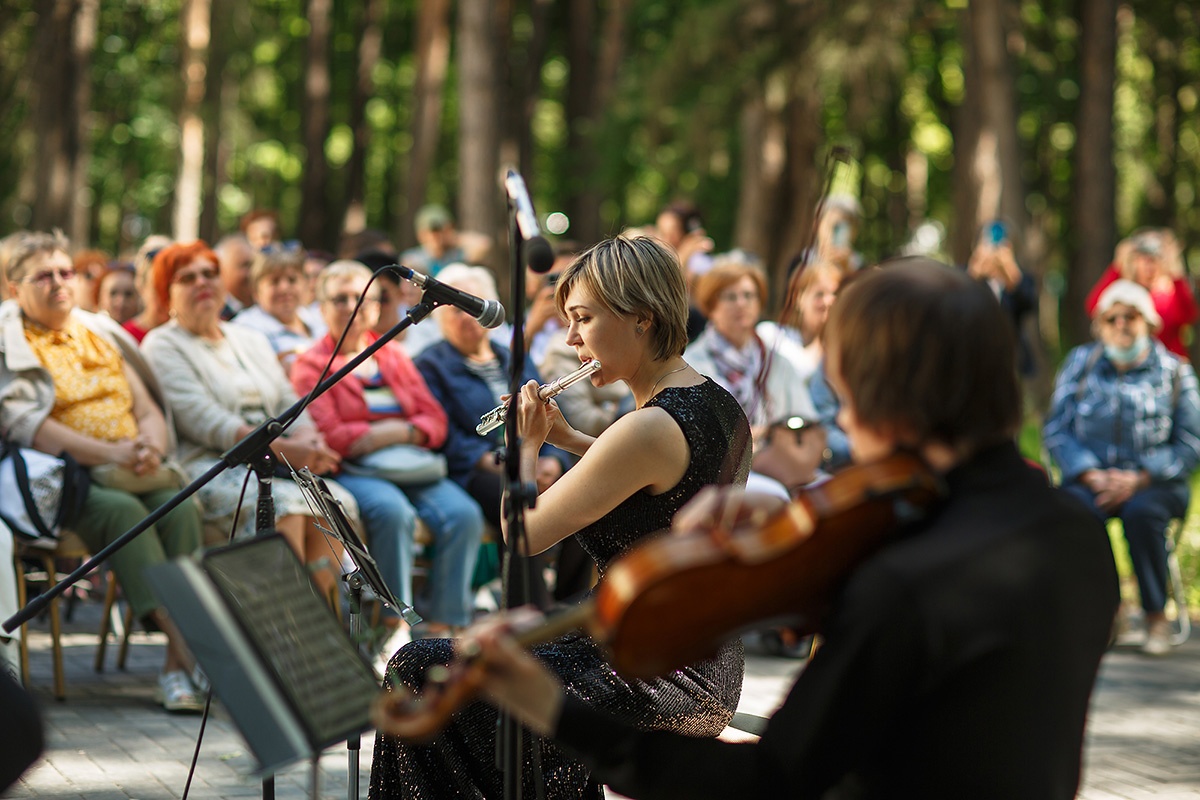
left=371, top=608, right=565, bottom=741
left=458, top=608, right=566, bottom=737
left=673, top=486, right=787, bottom=539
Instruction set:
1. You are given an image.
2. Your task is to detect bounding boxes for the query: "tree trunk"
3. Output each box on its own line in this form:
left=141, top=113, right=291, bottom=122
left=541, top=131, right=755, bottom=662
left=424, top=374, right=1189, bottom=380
left=1148, top=36, right=1178, bottom=229
left=69, top=0, right=97, bottom=246
left=770, top=86, right=822, bottom=308
left=511, top=0, right=551, bottom=189
left=342, top=0, right=382, bottom=239
left=1065, top=0, right=1117, bottom=348
left=30, top=0, right=80, bottom=236
left=401, top=0, right=451, bottom=250
left=457, top=0, right=501, bottom=270
left=733, top=80, right=785, bottom=274
left=563, top=0, right=597, bottom=244
left=949, top=9, right=981, bottom=268
left=198, top=0, right=230, bottom=243
left=298, top=0, right=333, bottom=248
left=173, top=0, right=211, bottom=242
left=963, top=0, right=1025, bottom=247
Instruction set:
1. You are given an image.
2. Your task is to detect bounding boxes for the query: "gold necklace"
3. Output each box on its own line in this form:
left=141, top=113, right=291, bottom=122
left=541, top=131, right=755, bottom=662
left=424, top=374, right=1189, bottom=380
left=647, top=364, right=689, bottom=400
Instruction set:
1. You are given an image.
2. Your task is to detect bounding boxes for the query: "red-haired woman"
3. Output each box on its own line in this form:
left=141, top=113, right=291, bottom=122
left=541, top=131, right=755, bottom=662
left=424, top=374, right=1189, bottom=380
left=141, top=241, right=358, bottom=599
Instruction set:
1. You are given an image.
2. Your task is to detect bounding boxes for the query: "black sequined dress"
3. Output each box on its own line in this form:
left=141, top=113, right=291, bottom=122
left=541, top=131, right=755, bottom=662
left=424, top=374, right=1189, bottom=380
left=369, top=378, right=752, bottom=800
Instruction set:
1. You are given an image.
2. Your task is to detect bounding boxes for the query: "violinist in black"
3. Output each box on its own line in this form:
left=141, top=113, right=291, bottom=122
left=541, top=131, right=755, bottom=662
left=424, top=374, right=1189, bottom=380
left=396, top=260, right=1120, bottom=800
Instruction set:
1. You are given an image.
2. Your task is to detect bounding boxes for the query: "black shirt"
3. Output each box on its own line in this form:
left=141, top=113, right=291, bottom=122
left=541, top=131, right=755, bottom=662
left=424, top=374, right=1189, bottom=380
left=555, top=443, right=1120, bottom=799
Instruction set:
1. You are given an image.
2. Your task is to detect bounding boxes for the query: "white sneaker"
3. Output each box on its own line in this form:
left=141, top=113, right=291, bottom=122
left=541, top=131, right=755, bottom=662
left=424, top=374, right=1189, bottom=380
left=373, top=625, right=412, bottom=682
left=1142, top=620, right=1173, bottom=656
left=156, top=670, right=204, bottom=713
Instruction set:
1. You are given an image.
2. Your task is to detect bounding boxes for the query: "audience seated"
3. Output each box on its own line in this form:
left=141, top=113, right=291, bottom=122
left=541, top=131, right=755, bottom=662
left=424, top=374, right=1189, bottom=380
left=214, top=234, right=255, bottom=320
left=93, top=262, right=141, bottom=325
left=1045, top=279, right=1200, bottom=656
left=0, top=230, right=205, bottom=713
left=230, top=243, right=326, bottom=374
left=141, top=241, right=356, bottom=601
left=757, top=259, right=843, bottom=387
left=122, top=235, right=173, bottom=344
left=239, top=208, right=281, bottom=251
left=400, top=204, right=491, bottom=277
left=71, top=249, right=109, bottom=313
left=414, top=265, right=569, bottom=607
left=685, top=255, right=816, bottom=497
left=1085, top=228, right=1197, bottom=360
left=291, top=261, right=484, bottom=640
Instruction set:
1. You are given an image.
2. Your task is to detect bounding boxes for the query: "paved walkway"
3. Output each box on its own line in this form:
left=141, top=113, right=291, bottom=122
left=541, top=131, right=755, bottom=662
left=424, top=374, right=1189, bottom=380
left=3, top=599, right=1199, bottom=799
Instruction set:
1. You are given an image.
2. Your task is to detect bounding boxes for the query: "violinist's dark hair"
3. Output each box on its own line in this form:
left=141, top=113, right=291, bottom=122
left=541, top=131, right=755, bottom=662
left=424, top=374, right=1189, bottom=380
left=824, top=258, right=1021, bottom=451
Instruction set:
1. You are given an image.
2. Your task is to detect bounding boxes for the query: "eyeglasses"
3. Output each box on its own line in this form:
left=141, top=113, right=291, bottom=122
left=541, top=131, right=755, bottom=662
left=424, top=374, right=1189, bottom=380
left=324, top=294, right=381, bottom=308
left=172, top=267, right=220, bottom=286
left=718, top=290, right=759, bottom=304
left=23, top=268, right=76, bottom=286
left=1101, top=311, right=1141, bottom=326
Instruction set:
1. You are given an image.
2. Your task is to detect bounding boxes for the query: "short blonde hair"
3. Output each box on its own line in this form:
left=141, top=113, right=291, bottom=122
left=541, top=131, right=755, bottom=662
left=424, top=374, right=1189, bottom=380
left=316, top=259, right=374, bottom=302
left=250, top=246, right=306, bottom=288
left=554, top=235, right=688, bottom=360
left=0, top=229, right=70, bottom=283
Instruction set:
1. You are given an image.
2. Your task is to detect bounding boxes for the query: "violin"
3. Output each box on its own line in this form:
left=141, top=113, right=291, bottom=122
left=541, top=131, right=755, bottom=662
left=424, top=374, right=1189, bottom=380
left=373, top=451, right=944, bottom=741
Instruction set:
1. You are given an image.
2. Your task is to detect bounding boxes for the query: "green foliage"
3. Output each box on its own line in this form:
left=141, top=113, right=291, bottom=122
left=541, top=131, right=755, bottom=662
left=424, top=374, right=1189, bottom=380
left=1, top=0, right=1199, bottom=284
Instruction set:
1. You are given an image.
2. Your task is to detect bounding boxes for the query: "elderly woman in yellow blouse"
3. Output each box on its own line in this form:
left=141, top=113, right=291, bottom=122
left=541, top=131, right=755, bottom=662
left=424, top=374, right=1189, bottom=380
left=0, top=231, right=205, bottom=713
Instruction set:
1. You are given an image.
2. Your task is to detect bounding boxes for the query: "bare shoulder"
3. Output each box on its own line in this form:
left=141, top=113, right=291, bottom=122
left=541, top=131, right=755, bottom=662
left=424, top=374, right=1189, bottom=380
left=601, top=404, right=687, bottom=451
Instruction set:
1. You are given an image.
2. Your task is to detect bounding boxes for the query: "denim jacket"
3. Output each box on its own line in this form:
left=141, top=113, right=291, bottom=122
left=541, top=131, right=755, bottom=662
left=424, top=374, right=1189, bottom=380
left=1043, top=341, right=1200, bottom=484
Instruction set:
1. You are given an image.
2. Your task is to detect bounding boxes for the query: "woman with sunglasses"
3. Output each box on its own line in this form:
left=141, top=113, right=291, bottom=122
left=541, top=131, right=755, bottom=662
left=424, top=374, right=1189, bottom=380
left=1045, top=279, right=1200, bottom=656
left=0, top=230, right=205, bottom=712
left=142, top=241, right=358, bottom=602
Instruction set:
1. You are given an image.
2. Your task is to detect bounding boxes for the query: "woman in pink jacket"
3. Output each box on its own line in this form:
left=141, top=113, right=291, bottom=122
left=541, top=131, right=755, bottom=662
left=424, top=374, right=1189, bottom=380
left=292, top=260, right=484, bottom=646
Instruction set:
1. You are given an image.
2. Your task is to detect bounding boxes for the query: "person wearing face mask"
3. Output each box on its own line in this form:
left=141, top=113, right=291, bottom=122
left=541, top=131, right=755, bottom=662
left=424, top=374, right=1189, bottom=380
left=1044, top=279, right=1200, bottom=656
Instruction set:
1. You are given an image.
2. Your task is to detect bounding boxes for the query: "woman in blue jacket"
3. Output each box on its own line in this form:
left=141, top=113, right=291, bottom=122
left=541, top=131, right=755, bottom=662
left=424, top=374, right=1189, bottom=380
left=1045, top=279, right=1200, bottom=655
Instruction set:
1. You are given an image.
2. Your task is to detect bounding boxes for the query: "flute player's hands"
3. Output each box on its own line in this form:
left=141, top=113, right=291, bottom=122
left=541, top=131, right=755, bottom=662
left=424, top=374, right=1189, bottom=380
left=516, top=380, right=553, bottom=449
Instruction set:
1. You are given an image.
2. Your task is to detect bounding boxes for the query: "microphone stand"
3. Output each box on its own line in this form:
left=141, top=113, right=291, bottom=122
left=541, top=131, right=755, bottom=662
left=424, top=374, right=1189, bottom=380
left=4, top=300, right=441, bottom=638
left=5, top=301, right=444, bottom=800
left=496, top=201, right=543, bottom=800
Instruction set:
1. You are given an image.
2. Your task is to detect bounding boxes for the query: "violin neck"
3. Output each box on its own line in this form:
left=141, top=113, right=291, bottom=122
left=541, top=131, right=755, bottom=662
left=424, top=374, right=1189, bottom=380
left=513, top=599, right=596, bottom=650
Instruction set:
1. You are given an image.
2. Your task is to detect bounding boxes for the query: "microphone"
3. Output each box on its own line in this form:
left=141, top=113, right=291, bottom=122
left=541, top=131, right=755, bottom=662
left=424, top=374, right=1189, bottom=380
left=504, top=169, right=555, bottom=274
left=393, top=265, right=507, bottom=328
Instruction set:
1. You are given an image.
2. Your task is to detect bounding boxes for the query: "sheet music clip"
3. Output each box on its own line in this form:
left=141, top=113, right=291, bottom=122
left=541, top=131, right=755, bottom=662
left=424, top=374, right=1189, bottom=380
left=284, top=456, right=422, bottom=626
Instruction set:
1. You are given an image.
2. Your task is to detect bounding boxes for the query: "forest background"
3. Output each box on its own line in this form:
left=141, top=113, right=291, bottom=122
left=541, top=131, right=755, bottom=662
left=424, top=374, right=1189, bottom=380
left=4, top=0, right=1200, bottom=603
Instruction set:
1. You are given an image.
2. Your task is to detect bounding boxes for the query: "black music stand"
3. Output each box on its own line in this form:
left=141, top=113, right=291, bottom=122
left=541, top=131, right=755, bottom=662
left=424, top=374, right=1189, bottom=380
left=145, top=535, right=380, bottom=791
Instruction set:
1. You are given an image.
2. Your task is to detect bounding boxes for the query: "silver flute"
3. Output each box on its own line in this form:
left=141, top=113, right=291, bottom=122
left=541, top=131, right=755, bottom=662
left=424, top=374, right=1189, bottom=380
left=476, top=360, right=602, bottom=435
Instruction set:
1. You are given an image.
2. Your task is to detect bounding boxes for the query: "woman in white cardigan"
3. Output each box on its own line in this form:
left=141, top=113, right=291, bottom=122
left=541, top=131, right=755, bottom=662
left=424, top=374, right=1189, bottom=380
left=142, top=241, right=358, bottom=599
left=684, top=256, right=817, bottom=498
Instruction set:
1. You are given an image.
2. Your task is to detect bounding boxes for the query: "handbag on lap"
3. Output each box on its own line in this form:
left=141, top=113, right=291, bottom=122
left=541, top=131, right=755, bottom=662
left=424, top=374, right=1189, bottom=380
left=340, top=443, right=447, bottom=488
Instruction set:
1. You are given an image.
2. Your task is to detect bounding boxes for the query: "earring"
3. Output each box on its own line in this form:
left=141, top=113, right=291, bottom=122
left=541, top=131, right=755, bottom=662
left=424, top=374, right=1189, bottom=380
left=635, top=325, right=644, bottom=336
